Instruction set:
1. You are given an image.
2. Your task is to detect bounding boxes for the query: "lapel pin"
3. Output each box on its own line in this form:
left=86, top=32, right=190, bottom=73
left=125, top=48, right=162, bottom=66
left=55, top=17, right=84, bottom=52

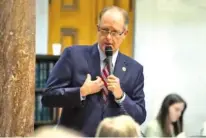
left=122, top=67, right=126, bottom=72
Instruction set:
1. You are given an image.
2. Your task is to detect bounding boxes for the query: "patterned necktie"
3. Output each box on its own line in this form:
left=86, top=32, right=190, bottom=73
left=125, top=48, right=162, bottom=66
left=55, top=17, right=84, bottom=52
left=100, top=58, right=109, bottom=101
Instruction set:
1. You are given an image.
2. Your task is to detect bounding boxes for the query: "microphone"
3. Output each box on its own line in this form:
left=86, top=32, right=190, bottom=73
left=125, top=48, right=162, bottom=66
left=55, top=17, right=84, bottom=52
left=105, top=46, right=128, bottom=115
left=105, top=46, right=113, bottom=75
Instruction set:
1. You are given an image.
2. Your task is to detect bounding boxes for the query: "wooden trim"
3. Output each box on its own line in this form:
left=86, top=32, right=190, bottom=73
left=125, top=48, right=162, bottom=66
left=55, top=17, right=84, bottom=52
left=114, top=0, right=120, bottom=6
left=95, top=0, right=98, bottom=25
left=60, top=28, right=78, bottom=47
left=129, top=0, right=134, bottom=12
left=36, top=55, right=60, bottom=62
left=61, top=0, right=79, bottom=11
left=103, top=0, right=106, bottom=8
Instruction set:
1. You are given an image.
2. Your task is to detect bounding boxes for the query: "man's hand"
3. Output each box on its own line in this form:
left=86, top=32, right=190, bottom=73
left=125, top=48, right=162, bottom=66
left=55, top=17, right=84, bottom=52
left=107, top=75, right=124, bottom=99
left=80, top=74, right=104, bottom=96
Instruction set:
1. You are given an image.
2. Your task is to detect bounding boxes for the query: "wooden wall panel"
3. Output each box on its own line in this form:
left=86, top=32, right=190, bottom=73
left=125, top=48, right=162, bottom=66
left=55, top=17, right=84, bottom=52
left=48, top=0, right=134, bottom=57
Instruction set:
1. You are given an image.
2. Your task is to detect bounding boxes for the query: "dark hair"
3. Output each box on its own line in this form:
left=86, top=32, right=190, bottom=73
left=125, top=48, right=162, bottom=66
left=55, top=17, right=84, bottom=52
left=98, top=6, right=129, bottom=26
left=156, top=93, right=187, bottom=137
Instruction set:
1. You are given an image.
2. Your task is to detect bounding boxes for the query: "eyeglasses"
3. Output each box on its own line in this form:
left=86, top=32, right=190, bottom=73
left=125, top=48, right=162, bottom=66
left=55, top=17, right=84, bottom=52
left=97, top=25, right=125, bottom=38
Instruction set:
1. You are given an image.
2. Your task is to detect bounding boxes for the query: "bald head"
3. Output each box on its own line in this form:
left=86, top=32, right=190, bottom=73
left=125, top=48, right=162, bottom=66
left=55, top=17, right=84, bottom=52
left=98, top=6, right=129, bottom=27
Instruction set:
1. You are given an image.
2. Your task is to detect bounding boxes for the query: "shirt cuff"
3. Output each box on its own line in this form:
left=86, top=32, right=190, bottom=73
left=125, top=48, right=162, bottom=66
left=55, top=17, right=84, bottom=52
left=80, top=95, right=86, bottom=101
left=115, top=92, right=126, bottom=103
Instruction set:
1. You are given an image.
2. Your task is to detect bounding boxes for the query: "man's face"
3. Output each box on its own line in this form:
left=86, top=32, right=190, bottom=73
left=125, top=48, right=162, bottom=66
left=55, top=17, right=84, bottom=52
left=97, top=10, right=128, bottom=53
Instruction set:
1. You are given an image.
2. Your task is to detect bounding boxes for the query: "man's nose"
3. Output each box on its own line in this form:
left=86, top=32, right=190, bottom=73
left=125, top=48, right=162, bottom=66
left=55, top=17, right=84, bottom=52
left=106, top=32, right=112, bottom=40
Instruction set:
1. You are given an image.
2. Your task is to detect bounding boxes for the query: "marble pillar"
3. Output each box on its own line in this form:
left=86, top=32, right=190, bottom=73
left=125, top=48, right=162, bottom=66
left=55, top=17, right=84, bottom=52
left=0, top=0, right=35, bottom=136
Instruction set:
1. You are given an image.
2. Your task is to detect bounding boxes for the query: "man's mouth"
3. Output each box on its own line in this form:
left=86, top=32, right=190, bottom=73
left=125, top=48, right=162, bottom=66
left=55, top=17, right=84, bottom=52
left=104, top=43, right=112, bottom=46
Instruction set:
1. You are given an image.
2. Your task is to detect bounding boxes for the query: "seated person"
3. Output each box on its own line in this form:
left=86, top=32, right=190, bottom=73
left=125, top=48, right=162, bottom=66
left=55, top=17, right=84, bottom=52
left=144, top=93, right=187, bottom=137
left=201, top=121, right=206, bottom=136
left=95, top=115, right=140, bottom=137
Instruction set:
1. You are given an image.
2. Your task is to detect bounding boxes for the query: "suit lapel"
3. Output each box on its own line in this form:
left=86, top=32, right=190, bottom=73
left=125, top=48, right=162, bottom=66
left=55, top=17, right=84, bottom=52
left=86, top=43, right=103, bottom=102
left=87, top=43, right=101, bottom=80
left=113, top=53, right=127, bottom=82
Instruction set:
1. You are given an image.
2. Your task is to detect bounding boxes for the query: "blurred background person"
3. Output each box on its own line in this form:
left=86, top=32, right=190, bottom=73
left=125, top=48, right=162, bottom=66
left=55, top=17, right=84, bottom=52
left=34, top=125, right=82, bottom=137
left=95, top=115, right=140, bottom=137
left=144, top=93, right=187, bottom=137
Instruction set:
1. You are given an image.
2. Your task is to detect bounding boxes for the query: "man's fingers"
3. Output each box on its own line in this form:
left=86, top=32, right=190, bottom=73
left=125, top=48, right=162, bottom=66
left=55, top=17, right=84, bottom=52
left=95, top=77, right=104, bottom=88
left=99, top=81, right=104, bottom=87
left=107, top=75, right=116, bottom=79
left=107, top=79, right=116, bottom=83
left=95, top=76, right=105, bottom=84
left=96, top=76, right=102, bottom=81
left=108, top=85, right=115, bottom=91
left=107, top=82, right=116, bottom=87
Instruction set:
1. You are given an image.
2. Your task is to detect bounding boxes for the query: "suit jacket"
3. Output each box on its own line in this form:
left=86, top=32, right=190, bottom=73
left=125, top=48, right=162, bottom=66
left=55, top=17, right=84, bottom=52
left=41, top=43, right=146, bottom=137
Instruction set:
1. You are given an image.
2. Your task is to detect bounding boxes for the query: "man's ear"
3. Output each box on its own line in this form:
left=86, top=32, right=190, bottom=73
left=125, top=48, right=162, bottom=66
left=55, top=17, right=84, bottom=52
left=124, top=30, right=128, bottom=35
left=122, top=30, right=128, bottom=39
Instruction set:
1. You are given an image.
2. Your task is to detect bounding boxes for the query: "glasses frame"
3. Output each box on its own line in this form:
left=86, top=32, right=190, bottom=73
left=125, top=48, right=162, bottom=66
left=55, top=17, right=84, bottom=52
left=97, top=25, right=125, bottom=38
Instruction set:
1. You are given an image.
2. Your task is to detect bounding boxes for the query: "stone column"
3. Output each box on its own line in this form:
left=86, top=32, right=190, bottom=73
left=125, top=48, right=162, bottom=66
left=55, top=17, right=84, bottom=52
left=0, top=0, right=35, bottom=136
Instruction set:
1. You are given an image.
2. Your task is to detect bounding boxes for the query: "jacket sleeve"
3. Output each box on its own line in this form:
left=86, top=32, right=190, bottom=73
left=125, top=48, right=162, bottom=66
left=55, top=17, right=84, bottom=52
left=119, top=66, right=146, bottom=124
left=41, top=47, right=82, bottom=108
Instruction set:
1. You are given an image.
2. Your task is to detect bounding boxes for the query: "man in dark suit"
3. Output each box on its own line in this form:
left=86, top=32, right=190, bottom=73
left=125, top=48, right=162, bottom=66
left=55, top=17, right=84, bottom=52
left=42, top=6, right=146, bottom=137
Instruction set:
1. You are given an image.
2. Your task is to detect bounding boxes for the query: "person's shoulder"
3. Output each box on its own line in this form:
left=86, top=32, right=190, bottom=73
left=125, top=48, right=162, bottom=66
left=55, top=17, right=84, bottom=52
left=144, top=119, right=162, bottom=137
left=147, top=119, right=160, bottom=128
left=62, top=44, right=96, bottom=56
left=64, top=44, right=91, bottom=51
left=120, top=52, right=143, bottom=69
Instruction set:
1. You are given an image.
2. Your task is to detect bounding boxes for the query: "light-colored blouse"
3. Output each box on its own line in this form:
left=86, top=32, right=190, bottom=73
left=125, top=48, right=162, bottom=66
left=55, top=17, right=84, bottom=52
left=144, top=119, right=175, bottom=137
